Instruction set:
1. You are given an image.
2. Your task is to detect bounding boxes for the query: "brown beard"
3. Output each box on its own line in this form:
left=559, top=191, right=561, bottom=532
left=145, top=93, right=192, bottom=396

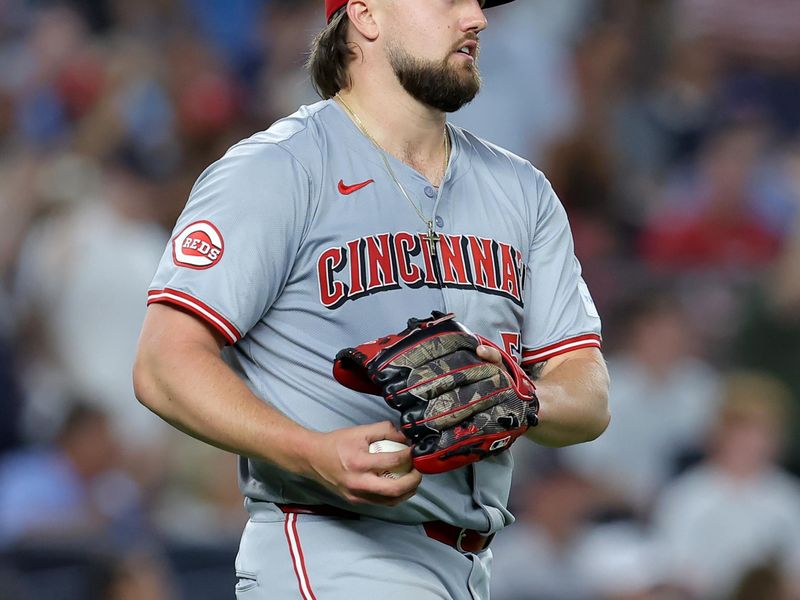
left=386, top=41, right=481, bottom=113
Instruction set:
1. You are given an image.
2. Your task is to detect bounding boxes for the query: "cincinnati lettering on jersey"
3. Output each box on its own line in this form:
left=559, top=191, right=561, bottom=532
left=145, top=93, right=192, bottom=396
left=317, top=232, right=526, bottom=309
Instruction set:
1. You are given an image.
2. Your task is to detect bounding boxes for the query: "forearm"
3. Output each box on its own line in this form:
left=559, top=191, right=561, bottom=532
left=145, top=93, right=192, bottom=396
left=524, top=351, right=610, bottom=447
left=133, top=338, right=317, bottom=477
left=133, top=304, right=421, bottom=507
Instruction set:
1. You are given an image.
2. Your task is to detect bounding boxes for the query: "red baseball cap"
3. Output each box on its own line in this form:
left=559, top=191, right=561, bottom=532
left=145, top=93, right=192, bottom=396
left=326, top=0, right=515, bottom=22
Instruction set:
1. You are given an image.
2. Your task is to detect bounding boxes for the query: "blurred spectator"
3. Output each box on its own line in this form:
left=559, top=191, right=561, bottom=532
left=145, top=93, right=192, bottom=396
left=0, top=567, right=31, bottom=600
left=103, top=550, right=176, bottom=600
left=651, top=371, right=800, bottom=599
left=254, top=1, right=321, bottom=119
left=0, top=339, right=24, bottom=455
left=563, top=291, right=721, bottom=512
left=734, top=151, right=800, bottom=472
left=611, top=34, right=724, bottom=222
left=0, top=289, right=23, bottom=455
left=72, top=35, right=179, bottom=169
left=153, top=439, right=246, bottom=545
left=676, top=0, right=800, bottom=69
left=2, top=544, right=179, bottom=600
left=490, top=469, right=606, bottom=600
left=0, top=403, right=143, bottom=548
left=182, top=0, right=267, bottom=77
left=1, top=0, right=800, bottom=596
left=729, top=562, right=792, bottom=600
left=639, top=117, right=783, bottom=271
left=540, top=20, right=636, bottom=310
left=675, top=0, right=800, bottom=134
left=7, top=6, right=89, bottom=148
left=163, top=31, right=243, bottom=147
left=573, top=522, right=675, bottom=600
left=453, top=1, right=590, bottom=162
left=12, top=150, right=171, bottom=454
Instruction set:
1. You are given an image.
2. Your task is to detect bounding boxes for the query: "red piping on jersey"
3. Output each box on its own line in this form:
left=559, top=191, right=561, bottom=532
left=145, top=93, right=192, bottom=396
left=147, top=288, right=240, bottom=345
left=521, top=333, right=601, bottom=365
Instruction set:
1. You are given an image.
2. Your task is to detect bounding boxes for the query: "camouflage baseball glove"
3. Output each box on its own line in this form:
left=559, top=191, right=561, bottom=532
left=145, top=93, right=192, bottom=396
left=332, top=312, right=539, bottom=474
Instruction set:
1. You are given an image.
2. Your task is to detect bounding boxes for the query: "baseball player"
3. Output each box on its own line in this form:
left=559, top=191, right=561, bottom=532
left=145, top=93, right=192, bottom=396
left=133, top=1, right=610, bottom=598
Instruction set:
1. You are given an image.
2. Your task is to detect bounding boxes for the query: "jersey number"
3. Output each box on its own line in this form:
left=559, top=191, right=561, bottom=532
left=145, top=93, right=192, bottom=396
left=499, top=332, right=521, bottom=364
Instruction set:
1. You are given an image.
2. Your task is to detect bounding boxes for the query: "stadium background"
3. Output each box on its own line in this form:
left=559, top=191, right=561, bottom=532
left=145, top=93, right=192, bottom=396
left=1, top=0, right=800, bottom=598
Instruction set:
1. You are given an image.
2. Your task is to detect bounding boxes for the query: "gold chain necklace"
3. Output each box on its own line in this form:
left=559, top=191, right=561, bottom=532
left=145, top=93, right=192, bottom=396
left=336, top=93, right=449, bottom=256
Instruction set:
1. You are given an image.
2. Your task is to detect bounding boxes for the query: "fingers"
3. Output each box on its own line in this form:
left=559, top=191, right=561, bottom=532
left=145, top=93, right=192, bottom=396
left=372, top=469, right=423, bottom=505
left=344, top=469, right=423, bottom=507
left=310, top=423, right=421, bottom=507
left=350, top=433, right=414, bottom=476
left=336, top=468, right=421, bottom=506
left=476, top=344, right=504, bottom=367
left=365, top=420, right=408, bottom=444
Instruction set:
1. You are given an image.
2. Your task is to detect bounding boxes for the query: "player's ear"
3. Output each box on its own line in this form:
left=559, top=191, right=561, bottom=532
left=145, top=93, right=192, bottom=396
left=347, top=0, right=379, bottom=42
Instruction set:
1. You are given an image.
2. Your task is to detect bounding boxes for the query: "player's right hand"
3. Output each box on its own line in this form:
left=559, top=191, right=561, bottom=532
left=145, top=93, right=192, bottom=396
left=304, top=421, right=422, bottom=506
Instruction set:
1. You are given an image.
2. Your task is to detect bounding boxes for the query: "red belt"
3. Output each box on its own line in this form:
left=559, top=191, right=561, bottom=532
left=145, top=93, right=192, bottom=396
left=276, top=504, right=493, bottom=553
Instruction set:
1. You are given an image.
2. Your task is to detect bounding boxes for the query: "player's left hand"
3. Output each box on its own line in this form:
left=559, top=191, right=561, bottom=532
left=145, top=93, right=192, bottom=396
left=333, top=312, right=539, bottom=474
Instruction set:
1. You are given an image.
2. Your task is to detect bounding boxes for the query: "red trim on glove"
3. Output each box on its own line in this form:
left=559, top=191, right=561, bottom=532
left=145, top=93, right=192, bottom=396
left=412, top=427, right=528, bottom=474
left=475, top=335, right=536, bottom=402
left=332, top=313, right=460, bottom=396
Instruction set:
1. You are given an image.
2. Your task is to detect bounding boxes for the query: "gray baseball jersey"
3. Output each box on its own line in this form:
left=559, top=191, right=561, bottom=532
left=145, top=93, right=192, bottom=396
left=148, top=99, right=601, bottom=535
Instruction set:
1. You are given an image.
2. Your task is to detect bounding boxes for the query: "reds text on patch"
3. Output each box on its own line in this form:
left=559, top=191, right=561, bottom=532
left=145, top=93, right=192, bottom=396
left=172, top=221, right=224, bottom=269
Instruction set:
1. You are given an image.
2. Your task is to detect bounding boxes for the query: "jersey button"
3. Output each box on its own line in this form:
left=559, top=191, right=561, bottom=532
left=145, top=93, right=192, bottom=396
left=424, top=186, right=436, bottom=198
left=435, top=216, right=444, bottom=227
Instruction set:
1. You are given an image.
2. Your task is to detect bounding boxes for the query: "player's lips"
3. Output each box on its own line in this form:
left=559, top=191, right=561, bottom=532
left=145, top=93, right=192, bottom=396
left=453, top=40, right=478, bottom=62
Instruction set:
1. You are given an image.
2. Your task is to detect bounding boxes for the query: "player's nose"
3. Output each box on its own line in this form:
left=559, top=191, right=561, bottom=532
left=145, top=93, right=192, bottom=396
left=462, top=0, right=488, bottom=34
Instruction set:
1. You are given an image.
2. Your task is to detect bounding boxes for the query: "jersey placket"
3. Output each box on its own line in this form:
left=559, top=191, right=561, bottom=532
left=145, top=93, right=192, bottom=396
left=424, top=125, right=459, bottom=312
left=381, top=137, right=453, bottom=306
left=429, top=142, right=450, bottom=312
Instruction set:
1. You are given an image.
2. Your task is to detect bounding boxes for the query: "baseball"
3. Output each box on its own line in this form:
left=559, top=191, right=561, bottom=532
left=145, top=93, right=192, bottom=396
left=369, top=440, right=412, bottom=479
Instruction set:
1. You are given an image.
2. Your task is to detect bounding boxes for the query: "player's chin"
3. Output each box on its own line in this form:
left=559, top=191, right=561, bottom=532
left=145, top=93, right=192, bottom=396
left=447, top=53, right=478, bottom=71
left=452, top=64, right=481, bottom=87
left=450, top=49, right=475, bottom=61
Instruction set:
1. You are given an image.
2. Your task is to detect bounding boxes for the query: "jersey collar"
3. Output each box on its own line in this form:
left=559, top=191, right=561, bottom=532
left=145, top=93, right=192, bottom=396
left=324, top=98, right=471, bottom=188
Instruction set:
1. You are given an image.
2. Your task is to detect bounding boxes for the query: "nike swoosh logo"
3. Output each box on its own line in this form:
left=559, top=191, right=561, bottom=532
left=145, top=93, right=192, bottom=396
left=338, top=179, right=375, bottom=195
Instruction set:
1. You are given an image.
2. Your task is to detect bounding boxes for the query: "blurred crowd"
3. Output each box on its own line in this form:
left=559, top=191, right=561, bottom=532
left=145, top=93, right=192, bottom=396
left=1, top=1, right=799, bottom=599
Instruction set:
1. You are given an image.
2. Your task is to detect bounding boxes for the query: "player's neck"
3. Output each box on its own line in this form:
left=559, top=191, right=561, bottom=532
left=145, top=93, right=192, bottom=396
left=336, top=80, right=448, bottom=184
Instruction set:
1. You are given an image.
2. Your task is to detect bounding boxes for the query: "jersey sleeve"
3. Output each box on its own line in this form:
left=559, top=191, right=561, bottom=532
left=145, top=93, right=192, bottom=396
left=520, top=171, right=602, bottom=367
left=147, top=141, right=312, bottom=344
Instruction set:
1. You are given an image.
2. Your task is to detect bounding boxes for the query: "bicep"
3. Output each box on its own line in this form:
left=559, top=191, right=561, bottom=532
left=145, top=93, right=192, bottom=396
left=134, top=303, right=228, bottom=412
left=524, top=346, right=606, bottom=380
left=137, top=303, right=225, bottom=358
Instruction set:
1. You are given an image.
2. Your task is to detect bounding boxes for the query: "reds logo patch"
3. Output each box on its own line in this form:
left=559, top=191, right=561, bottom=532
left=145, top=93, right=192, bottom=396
left=172, top=221, right=224, bottom=269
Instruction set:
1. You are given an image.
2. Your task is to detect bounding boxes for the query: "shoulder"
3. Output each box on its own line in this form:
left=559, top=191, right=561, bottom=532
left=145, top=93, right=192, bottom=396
left=657, top=465, right=716, bottom=507
left=450, top=123, right=546, bottom=192
left=240, top=101, right=331, bottom=150
left=210, top=100, right=336, bottom=177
